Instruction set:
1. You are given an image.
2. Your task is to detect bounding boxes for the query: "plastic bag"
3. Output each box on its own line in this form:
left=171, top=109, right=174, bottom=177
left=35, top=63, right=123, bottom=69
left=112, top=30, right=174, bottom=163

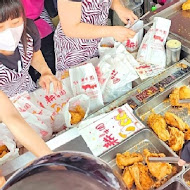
left=69, top=63, right=104, bottom=112
left=123, top=20, right=144, bottom=52
left=62, top=94, right=90, bottom=128
left=0, top=123, right=14, bottom=140
left=0, top=136, right=19, bottom=165
left=98, top=37, right=115, bottom=57
left=137, top=17, right=171, bottom=68
left=96, top=43, right=139, bottom=103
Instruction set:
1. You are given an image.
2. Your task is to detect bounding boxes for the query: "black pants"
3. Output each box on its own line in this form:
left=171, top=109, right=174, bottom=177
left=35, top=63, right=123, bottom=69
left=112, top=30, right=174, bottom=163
left=29, top=32, right=56, bottom=82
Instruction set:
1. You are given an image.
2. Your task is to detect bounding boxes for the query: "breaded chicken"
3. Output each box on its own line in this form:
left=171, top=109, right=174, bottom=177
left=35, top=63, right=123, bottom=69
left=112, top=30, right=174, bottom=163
left=116, top=152, right=143, bottom=169
left=165, top=112, right=189, bottom=131
left=168, top=127, right=184, bottom=152
left=129, top=163, right=143, bottom=190
left=169, top=87, right=190, bottom=113
left=143, top=149, right=173, bottom=180
left=137, top=163, right=154, bottom=190
left=147, top=113, right=170, bottom=141
left=179, top=86, right=190, bottom=99
left=69, top=105, right=85, bottom=125
left=122, top=167, right=134, bottom=189
left=185, top=128, right=190, bottom=140
left=182, top=0, right=190, bottom=11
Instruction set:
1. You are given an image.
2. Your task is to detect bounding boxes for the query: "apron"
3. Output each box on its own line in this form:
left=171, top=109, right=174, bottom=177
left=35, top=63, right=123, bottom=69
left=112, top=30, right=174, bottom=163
left=0, top=34, right=37, bottom=97
left=54, top=0, right=112, bottom=71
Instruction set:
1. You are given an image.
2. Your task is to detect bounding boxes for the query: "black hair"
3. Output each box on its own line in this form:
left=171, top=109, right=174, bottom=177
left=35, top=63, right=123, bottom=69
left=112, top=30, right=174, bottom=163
left=0, top=0, right=27, bottom=53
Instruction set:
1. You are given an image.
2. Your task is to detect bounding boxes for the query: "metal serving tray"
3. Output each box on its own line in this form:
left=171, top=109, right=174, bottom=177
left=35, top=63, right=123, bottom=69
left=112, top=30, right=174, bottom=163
left=162, top=179, right=189, bottom=190
left=99, top=128, right=184, bottom=189
left=182, top=167, right=190, bottom=189
left=135, top=74, right=190, bottom=128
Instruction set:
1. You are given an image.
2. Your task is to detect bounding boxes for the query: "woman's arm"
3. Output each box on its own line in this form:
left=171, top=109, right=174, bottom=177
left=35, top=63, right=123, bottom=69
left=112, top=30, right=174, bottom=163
left=31, top=50, right=62, bottom=93
left=58, top=0, right=135, bottom=42
left=0, top=91, right=52, bottom=158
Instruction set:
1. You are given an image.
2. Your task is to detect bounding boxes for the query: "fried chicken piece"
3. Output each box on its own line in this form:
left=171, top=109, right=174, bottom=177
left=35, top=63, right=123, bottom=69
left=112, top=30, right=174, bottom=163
left=165, top=112, right=189, bottom=131
left=122, top=167, right=134, bottom=189
left=129, top=163, right=143, bottom=190
left=168, top=127, right=184, bottom=151
left=179, top=86, right=190, bottom=99
left=69, top=105, right=85, bottom=125
left=182, top=0, right=190, bottom=11
left=0, top=145, right=8, bottom=154
left=147, top=113, right=170, bottom=141
left=143, top=149, right=173, bottom=180
left=185, top=128, right=190, bottom=140
left=116, top=152, right=143, bottom=169
left=169, top=87, right=190, bottom=113
left=137, top=163, right=154, bottom=190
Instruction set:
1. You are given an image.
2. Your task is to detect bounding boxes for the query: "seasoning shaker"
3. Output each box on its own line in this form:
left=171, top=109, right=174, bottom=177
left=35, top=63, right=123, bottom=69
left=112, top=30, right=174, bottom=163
left=166, top=39, right=181, bottom=67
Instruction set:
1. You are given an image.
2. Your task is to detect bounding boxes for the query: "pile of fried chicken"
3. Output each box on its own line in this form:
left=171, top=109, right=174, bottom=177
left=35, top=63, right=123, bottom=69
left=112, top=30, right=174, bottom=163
left=147, top=86, right=190, bottom=152
left=116, top=149, right=177, bottom=190
left=69, top=105, right=85, bottom=125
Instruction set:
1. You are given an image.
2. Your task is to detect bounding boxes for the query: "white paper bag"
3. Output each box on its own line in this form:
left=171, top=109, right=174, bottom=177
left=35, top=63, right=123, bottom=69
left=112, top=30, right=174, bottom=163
left=98, top=37, right=115, bottom=57
left=123, top=20, right=144, bottom=52
left=0, top=136, right=19, bottom=165
left=96, top=43, right=139, bottom=103
left=137, top=17, right=171, bottom=68
left=13, top=92, right=53, bottom=141
left=69, top=63, right=104, bottom=112
left=63, top=94, right=90, bottom=128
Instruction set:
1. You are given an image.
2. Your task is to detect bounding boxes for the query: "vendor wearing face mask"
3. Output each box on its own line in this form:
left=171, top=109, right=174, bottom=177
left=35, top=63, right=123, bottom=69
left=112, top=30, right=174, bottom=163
left=0, top=0, right=62, bottom=98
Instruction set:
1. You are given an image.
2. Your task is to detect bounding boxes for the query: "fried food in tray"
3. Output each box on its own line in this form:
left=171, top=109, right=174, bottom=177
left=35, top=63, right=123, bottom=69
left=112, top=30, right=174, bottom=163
left=116, top=152, right=143, bottom=169
left=0, top=145, right=9, bottom=158
left=143, top=149, right=173, bottom=181
left=122, top=167, right=134, bottom=189
left=69, top=105, right=85, bottom=125
left=147, top=113, right=170, bottom=142
left=164, top=112, right=189, bottom=131
left=182, top=0, right=190, bottom=11
left=168, top=127, right=184, bottom=152
left=116, top=149, right=176, bottom=190
left=169, top=86, right=190, bottom=112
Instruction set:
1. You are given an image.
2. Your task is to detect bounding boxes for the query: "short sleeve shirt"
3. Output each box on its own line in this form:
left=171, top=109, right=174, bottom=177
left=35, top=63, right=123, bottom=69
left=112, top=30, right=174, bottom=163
left=0, top=19, right=41, bottom=71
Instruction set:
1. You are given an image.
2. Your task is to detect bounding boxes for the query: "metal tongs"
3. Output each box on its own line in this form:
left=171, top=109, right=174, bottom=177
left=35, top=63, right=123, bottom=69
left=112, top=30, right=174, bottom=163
left=128, top=11, right=153, bottom=33
left=178, top=99, right=190, bottom=103
left=148, top=157, right=180, bottom=164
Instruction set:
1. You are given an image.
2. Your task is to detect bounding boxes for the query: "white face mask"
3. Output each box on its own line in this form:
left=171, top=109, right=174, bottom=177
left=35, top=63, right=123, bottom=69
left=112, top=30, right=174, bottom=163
left=0, top=23, right=24, bottom=52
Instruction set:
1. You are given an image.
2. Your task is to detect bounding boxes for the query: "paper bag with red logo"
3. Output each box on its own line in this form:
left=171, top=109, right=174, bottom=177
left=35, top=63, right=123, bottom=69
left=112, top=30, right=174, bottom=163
left=62, top=94, right=90, bottom=128
left=137, top=17, right=171, bottom=72
left=96, top=43, right=139, bottom=103
left=30, top=79, right=73, bottom=133
left=123, top=20, right=144, bottom=52
left=69, top=63, right=104, bottom=112
left=79, top=103, right=145, bottom=156
left=13, top=92, right=53, bottom=141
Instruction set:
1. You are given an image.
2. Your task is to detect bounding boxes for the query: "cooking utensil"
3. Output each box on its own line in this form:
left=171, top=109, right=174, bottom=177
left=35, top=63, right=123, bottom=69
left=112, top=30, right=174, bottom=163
left=178, top=99, right=190, bottom=104
left=133, top=21, right=153, bottom=33
left=148, top=156, right=180, bottom=163
left=128, top=11, right=150, bottom=29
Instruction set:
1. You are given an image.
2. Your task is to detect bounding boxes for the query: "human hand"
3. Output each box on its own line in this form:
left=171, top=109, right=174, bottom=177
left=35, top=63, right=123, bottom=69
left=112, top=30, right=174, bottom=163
left=178, top=159, right=186, bottom=166
left=39, top=70, right=62, bottom=94
left=116, top=6, right=138, bottom=25
left=112, top=26, right=136, bottom=42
